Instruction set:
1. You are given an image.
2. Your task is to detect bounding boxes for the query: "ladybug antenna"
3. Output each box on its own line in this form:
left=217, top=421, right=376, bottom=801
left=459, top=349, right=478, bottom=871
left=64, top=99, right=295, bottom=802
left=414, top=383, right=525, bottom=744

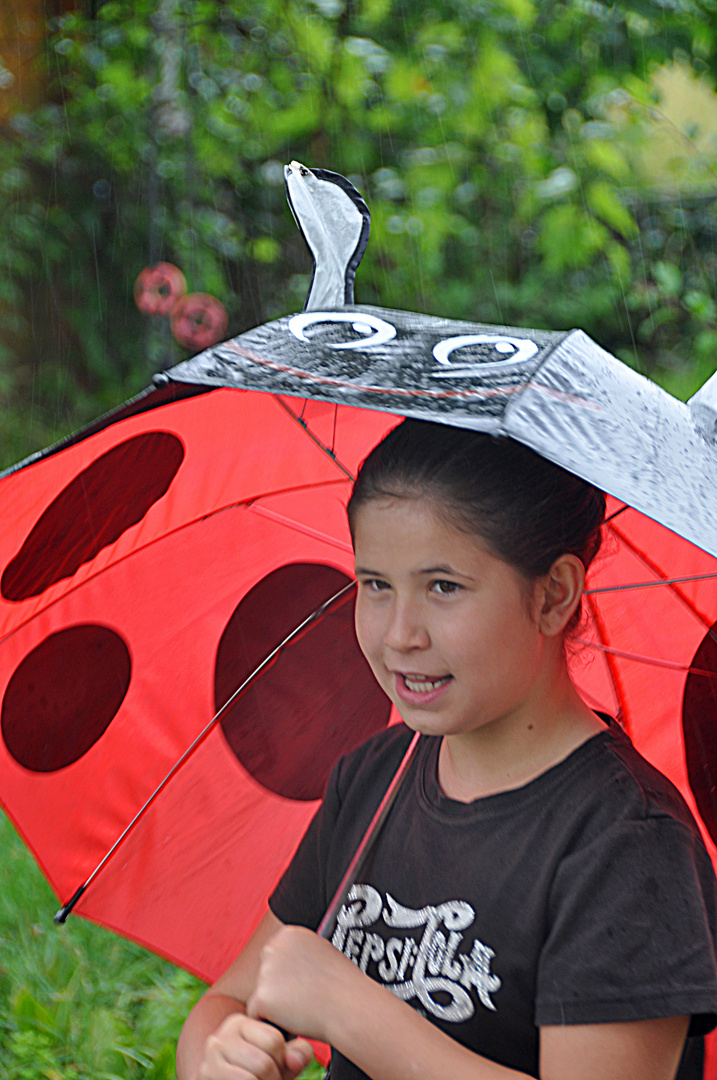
left=284, top=161, right=371, bottom=312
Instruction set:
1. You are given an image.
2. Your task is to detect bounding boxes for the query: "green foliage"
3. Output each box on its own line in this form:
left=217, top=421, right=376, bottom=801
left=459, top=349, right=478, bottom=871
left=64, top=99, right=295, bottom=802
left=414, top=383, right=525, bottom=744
left=0, top=810, right=201, bottom=1078
left=0, top=810, right=323, bottom=1079
left=0, top=0, right=716, bottom=468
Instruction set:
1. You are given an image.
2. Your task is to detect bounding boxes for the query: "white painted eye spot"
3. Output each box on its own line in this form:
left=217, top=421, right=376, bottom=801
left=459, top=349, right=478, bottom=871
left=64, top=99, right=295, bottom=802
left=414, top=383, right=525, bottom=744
left=431, top=334, right=539, bottom=377
left=287, top=312, right=398, bottom=350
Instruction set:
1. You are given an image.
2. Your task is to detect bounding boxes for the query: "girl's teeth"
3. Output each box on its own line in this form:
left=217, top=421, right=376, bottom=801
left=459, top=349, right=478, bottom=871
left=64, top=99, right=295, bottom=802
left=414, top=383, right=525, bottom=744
left=404, top=676, right=449, bottom=693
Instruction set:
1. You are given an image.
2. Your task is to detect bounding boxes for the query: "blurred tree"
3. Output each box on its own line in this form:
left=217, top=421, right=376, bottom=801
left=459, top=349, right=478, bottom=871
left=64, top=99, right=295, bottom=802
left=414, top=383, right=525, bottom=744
left=0, top=1, right=79, bottom=119
left=0, top=0, right=715, bottom=466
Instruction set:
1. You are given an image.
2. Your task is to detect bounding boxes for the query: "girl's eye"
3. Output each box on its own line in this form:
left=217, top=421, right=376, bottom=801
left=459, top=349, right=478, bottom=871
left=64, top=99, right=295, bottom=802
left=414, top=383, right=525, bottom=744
left=360, top=577, right=391, bottom=592
left=431, top=579, right=461, bottom=596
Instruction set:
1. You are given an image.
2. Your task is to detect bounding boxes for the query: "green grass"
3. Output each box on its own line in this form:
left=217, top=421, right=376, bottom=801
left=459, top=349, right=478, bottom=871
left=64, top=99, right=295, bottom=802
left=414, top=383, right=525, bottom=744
left=0, top=812, right=325, bottom=1078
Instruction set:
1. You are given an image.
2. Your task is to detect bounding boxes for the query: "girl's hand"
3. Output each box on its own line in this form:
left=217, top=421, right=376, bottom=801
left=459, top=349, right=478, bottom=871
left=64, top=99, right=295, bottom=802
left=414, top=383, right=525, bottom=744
left=247, top=924, right=358, bottom=1044
left=198, top=1012, right=313, bottom=1080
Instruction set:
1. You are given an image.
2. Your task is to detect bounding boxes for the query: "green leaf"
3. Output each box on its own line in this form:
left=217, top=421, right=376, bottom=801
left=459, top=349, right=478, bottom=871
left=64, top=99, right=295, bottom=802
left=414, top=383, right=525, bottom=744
left=683, top=290, right=716, bottom=323
left=653, top=261, right=682, bottom=297
left=637, top=306, right=679, bottom=341
left=586, top=181, right=637, bottom=240
left=10, top=989, right=56, bottom=1034
left=249, top=237, right=281, bottom=263
left=582, top=140, right=632, bottom=182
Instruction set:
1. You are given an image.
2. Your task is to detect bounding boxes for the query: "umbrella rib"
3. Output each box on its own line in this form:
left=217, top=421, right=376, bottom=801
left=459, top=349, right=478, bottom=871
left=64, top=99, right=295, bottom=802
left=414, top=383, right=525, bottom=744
left=0, top=479, right=351, bottom=646
left=53, top=579, right=358, bottom=925
left=575, top=638, right=717, bottom=678
left=608, top=517, right=716, bottom=631
left=274, top=395, right=355, bottom=480
left=586, top=572, right=717, bottom=594
left=247, top=504, right=354, bottom=553
left=604, top=504, right=630, bottom=524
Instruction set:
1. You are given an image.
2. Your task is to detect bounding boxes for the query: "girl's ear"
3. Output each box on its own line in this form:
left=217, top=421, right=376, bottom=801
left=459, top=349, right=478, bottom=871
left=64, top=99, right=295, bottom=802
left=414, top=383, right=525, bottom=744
left=536, top=554, right=585, bottom=637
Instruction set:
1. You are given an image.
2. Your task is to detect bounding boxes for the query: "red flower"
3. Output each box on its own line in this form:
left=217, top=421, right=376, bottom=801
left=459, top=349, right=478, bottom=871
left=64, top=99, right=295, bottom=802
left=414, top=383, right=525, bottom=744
left=134, top=263, right=187, bottom=317
left=170, top=293, right=228, bottom=352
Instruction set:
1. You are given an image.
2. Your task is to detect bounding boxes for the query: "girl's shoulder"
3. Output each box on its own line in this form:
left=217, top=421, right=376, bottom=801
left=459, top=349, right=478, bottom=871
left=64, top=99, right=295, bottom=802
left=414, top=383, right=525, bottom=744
left=587, top=723, right=700, bottom=832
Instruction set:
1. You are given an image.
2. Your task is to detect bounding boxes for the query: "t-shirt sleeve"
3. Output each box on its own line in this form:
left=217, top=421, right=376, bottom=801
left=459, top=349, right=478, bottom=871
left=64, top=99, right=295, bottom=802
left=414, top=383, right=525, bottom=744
left=535, top=816, right=717, bottom=1034
left=268, top=754, right=346, bottom=930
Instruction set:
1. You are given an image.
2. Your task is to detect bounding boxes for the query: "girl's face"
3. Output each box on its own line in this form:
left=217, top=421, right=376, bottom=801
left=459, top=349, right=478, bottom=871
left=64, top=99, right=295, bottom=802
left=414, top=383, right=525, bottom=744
left=353, top=496, right=548, bottom=740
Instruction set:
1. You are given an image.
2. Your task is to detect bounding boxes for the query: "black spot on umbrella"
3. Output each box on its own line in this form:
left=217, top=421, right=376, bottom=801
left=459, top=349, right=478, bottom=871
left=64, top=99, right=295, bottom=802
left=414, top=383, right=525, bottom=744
left=683, top=621, right=717, bottom=844
left=215, top=563, right=392, bottom=801
left=1, top=625, right=131, bottom=772
left=2, top=432, right=184, bottom=602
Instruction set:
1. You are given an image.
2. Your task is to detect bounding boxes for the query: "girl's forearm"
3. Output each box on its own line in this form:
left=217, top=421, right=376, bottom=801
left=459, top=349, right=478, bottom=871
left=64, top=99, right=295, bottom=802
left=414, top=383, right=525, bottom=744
left=325, top=968, right=529, bottom=1080
left=176, top=991, right=246, bottom=1080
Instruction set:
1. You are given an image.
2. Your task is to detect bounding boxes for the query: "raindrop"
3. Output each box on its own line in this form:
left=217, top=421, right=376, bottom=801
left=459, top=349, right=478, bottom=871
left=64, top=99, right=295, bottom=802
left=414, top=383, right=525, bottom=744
left=546, top=91, right=566, bottom=112
left=535, top=167, right=578, bottom=199
left=242, top=73, right=264, bottom=92
left=344, top=37, right=391, bottom=74
left=416, top=187, right=440, bottom=207
left=372, top=168, right=404, bottom=201
left=580, top=121, right=615, bottom=140
left=260, top=159, right=285, bottom=186
left=311, top=0, right=345, bottom=14
left=424, top=44, right=446, bottom=62
left=93, top=179, right=111, bottom=199
left=156, top=159, right=177, bottom=179
left=406, top=147, right=438, bottom=166
left=454, top=182, right=477, bottom=205
left=225, top=95, right=248, bottom=118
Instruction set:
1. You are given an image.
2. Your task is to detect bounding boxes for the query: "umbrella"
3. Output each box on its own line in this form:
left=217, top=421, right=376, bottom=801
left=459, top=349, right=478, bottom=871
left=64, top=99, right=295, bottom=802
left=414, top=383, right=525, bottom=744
left=2, top=162, right=717, bottom=1068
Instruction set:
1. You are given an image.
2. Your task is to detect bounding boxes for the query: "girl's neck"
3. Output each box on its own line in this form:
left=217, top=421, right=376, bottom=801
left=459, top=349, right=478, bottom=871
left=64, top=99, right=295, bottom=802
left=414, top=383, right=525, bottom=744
left=436, top=662, right=606, bottom=803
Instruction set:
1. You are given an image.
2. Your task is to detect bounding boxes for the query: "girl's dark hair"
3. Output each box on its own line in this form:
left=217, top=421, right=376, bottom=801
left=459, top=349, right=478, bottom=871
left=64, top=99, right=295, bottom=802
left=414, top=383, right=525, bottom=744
left=347, top=420, right=605, bottom=631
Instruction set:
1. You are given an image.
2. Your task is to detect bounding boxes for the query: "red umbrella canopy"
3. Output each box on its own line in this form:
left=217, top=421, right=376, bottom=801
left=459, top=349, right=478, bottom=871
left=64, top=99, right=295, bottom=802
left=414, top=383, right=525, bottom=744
left=1, top=381, right=717, bottom=989
left=575, top=502, right=717, bottom=868
left=0, top=387, right=401, bottom=979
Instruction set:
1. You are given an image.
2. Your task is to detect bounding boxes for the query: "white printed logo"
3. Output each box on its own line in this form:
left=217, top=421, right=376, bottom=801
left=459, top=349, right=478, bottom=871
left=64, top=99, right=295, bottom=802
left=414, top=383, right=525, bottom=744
left=331, top=884, right=501, bottom=1021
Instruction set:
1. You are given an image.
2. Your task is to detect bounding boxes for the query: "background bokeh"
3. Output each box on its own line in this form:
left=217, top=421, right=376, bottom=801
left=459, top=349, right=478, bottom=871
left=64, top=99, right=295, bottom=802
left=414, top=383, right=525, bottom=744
left=1, top=0, right=717, bottom=469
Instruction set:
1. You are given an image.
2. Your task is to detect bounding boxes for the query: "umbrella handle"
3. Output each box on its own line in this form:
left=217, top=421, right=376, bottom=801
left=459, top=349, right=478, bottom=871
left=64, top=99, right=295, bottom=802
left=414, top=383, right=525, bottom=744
left=269, top=1023, right=292, bottom=1042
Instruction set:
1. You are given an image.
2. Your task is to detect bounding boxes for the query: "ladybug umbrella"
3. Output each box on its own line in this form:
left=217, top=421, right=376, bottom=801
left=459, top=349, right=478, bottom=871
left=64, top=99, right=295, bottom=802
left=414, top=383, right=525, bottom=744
left=1, top=162, right=717, bottom=1069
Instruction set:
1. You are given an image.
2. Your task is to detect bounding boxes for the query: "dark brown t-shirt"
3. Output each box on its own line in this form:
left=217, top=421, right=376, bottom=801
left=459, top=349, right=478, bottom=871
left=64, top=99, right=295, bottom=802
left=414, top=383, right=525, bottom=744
left=270, top=724, right=717, bottom=1079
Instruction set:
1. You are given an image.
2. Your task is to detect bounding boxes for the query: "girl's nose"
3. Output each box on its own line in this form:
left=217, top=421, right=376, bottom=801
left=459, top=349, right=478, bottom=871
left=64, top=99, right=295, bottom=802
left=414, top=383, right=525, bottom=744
left=383, top=600, right=430, bottom=652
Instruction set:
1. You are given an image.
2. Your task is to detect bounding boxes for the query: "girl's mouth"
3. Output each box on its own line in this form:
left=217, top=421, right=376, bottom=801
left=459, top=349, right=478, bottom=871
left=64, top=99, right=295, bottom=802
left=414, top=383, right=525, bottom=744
left=395, top=672, right=452, bottom=705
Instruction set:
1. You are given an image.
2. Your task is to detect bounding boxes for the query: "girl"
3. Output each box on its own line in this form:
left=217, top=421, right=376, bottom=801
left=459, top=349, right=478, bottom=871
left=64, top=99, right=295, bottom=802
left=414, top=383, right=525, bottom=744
left=177, top=420, right=717, bottom=1080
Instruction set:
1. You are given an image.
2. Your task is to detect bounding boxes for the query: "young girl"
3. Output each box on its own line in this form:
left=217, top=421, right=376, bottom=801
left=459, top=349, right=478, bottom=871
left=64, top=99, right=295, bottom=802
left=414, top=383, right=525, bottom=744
left=177, top=420, right=717, bottom=1080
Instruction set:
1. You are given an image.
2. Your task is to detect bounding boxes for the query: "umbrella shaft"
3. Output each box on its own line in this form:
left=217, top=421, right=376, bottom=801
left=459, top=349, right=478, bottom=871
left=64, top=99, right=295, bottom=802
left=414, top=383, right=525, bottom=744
left=317, top=732, right=421, bottom=941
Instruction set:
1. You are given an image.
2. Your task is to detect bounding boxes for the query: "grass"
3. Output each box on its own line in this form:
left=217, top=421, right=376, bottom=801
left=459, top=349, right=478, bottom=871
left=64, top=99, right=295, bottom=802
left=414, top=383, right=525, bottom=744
left=0, top=811, right=325, bottom=1079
